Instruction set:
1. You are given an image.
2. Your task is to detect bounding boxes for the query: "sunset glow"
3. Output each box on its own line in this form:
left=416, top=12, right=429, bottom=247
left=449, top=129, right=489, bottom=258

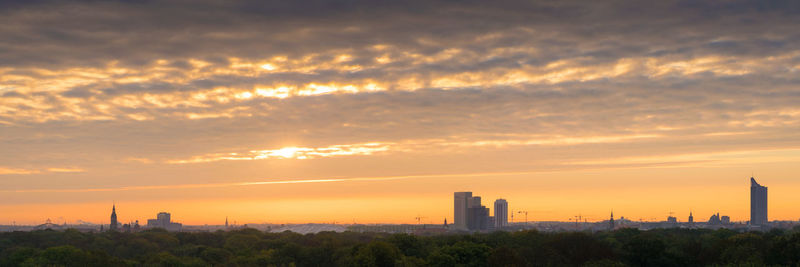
left=1, top=0, right=800, bottom=226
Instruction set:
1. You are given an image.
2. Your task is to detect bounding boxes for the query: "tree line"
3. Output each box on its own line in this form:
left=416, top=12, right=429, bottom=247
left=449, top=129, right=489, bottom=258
left=2, top=226, right=800, bottom=266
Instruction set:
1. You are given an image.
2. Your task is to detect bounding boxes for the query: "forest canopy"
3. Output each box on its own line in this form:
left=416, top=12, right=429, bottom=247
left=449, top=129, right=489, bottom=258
left=2, top=227, right=800, bottom=266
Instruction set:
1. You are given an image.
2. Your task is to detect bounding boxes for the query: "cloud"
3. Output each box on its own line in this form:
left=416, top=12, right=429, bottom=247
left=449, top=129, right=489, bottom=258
left=0, top=170, right=542, bottom=193
left=166, top=134, right=664, bottom=164
left=0, top=167, right=39, bottom=175
left=1, top=0, right=800, bottom=197
left=0, top=166, right=84, bottom=175
left=168, top=142, right=393, bottom=163
left=46, top=167, right=85, bottom=173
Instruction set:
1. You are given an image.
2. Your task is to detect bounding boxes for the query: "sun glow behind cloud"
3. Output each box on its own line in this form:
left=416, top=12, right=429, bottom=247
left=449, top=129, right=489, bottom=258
left=168, top=143, right=393, bottom=163
left=166, top=134, right=668, bottom=164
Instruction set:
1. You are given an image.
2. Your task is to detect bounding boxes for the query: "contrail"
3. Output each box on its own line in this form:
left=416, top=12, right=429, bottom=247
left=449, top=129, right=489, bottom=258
left=1, top=171, right=540, bottom=193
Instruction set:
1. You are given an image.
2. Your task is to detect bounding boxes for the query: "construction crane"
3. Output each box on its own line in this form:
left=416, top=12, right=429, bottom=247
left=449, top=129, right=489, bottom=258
left=415, top=216, right=427, bottom=225
left=573, top=214, right=582, bottom=230
left=517, top=211, right=529, bottom=225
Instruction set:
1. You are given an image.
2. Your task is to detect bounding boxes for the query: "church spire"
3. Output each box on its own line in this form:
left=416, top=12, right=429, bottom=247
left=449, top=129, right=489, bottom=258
left=110, top=203, right=118, bottom=231
left=609, top=210, right=615, bottom=230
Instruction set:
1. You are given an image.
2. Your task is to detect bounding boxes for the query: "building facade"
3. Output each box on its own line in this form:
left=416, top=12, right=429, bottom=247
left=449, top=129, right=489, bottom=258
left=454, top=192, right=472, bottom=230
left=494, top=199, right=508, bottom=229
left=147, top=212, right=183, bottom=231
left=454, top=192, right=492, bottom=231
left=750, top=177, right=768, bottom=226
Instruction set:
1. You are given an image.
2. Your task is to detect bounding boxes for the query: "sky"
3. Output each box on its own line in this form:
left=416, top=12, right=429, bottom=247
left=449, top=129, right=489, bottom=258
left=1, top=0, right=800, bottom=225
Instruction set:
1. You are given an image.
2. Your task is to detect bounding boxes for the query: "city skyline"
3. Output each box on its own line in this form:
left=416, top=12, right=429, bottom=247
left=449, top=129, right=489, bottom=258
left=1, top=175, right=780, bottom=227
left=2, top=1, right=800, bottom=225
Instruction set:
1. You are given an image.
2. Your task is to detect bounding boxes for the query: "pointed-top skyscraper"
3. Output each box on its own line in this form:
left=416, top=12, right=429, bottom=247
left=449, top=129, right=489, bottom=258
left=110, top=204, right=118, bottom=231
left=750, top=177, right=768, bottom=226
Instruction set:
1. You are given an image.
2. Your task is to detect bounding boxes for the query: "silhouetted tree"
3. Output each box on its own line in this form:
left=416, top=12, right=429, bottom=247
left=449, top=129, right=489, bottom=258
left=353, top=241, right=401, bottom=267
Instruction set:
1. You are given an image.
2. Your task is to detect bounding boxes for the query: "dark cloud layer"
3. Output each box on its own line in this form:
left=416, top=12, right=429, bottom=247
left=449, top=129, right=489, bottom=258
left=1, top=0, right=798, bottom=68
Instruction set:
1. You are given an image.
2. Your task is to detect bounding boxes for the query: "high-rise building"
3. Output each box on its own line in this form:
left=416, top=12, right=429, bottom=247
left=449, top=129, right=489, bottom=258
left=469, top=196, right=481, bottom=209
left=147, top=212, right=182, bottom=231
left=494, top=199, right=508, bottom=229
left=468, top=205, right=489, bottom=230
left=467, top=196, right=483, bottom=230
left=454, top=192, right=472, bottom=230
left=109, top=204, right=118, bottom=231
left=157, top=212, right=171, bottom=223
left=454, top=192, right=492, bottom=231
left=750, top=177, right=768, bottom=226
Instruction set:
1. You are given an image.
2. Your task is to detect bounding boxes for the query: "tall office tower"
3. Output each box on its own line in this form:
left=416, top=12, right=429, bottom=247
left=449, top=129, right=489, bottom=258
left=468, top=205, right=489, bottom=230
left=467, top=196, right=482, bottom=230
left=109, top=204, right=118, bottom=231
left=147, top=212, right=183, bottom=231
left=478, top=206, right=490, bottom=230
left=157, top=212, right=171, bottom=223
left=454, top=192, right=472, bottom=230
left=494, top=199, right=508, bottom=229
left=750, top=177, right=768, bottom=226
left=469, top=196, right=481, bottom=208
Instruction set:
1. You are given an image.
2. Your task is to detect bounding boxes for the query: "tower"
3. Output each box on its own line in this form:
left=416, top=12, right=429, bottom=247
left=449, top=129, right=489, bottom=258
left=688, top=212, right=694, bottom=223
left=467, top=196, right=489, bottom=230
left=609, top=211, right=615, bottom=230
left=454, top=192, right=472, bottom=230
left=494, top=199, right=508, bottom=229
left=750, top=177, right=768, bottom=226
left=110, top=204, right=118, bottom=231
left=225, top=217, right=229, bottom=228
